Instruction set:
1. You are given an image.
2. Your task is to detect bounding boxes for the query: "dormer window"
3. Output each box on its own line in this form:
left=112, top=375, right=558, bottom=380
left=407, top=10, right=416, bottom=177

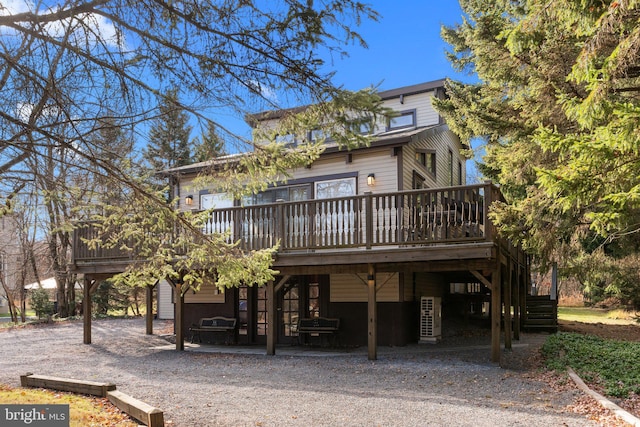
left=388, top=110, right=416, bottom=130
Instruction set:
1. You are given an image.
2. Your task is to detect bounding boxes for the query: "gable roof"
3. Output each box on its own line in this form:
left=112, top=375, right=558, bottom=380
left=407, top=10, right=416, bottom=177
left=160, top=123, right=452, bottom=176
left=247, top=78, right=447, bottom=125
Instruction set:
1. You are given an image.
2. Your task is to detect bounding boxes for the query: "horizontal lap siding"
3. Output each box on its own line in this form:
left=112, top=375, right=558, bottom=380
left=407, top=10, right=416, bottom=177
left=157, top=280, right=174, bottom=320
left=330, top=273, right=399, bottom=302
left=184, top=285, right=225, bottom=303
left=383, top=91, right=440, bottom=129
left=403, top=128, right=465, bottom=190
left=290, top=149, right=398, bottom=195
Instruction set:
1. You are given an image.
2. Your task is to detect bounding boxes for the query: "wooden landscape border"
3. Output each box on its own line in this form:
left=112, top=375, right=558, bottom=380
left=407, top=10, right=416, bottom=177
left=20, top=373, right=164, bottom=427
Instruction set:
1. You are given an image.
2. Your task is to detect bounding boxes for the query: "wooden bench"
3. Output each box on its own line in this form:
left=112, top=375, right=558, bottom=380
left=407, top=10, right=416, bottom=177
left=297, top=317, right=340, bottom=347
left=189, top=317, right=237, bottom=344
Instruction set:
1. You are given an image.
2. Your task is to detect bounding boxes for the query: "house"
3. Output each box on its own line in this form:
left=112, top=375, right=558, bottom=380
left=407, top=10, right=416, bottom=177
left=71, top=79, right=535, bottom=362
left=24, top=277, right=83, bottom=310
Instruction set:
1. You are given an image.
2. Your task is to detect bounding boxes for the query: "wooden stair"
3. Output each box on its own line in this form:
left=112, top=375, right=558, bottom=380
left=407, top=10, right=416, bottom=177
left=524, top=295, right=558, bottom=332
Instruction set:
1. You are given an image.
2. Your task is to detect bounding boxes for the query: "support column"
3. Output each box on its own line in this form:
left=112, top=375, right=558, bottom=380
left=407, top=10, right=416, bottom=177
left=504, top=263, right=512, bottom=351
left=145, top=283, right=155, bottom=335
left=266, top=280, right=276, bottom=356
left=83, top=277, right=93, bottom=344
left=513, top=262, right=521, bottom=341
left=170, top=279, right=184, bottom=351
left=367, top=264, right=377, bottom=361
left=491, top=265, right=502, bottom=363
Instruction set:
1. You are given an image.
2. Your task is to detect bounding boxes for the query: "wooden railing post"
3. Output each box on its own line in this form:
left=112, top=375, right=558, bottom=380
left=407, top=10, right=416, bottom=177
left=365, top=192, right=373, bottom=249
left=276, top=200, right=285, bottom=251
left=483, top=181, right=494, bottom=242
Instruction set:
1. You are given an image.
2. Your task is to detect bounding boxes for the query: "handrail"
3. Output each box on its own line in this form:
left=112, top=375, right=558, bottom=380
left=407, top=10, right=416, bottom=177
left=72, top=183, right=498, bottom=262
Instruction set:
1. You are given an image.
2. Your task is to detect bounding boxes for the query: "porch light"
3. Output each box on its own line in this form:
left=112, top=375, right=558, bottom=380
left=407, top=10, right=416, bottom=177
left=367, top=174, right=375, bottom=186
left=185, top=195, right=193, bottom=206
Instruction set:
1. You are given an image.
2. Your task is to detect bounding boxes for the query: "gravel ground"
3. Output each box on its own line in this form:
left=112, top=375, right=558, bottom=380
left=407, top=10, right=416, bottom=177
left=0, top=318, right=599, bottom=427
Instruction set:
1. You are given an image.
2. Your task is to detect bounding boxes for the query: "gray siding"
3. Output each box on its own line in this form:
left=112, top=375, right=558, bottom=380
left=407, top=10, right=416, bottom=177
left=402, top=128, right=465, bottom=190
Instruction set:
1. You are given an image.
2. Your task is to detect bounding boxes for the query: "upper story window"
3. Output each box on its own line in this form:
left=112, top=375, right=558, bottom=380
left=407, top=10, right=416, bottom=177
left=309, top=129, right=328, bottom=143
left=276, top=133, right=297, bottom=148
left=415, top=149, right=436, bottom=177
left=388, top=110, right=416, bottom=131
left=349, top=117, right=374, bottom=135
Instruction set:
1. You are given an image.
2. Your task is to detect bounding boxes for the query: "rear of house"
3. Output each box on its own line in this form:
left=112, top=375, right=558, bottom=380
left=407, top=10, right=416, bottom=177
left=160, top=79, right=494, bottom=347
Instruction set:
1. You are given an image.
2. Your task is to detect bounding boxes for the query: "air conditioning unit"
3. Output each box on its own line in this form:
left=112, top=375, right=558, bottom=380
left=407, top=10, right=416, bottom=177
left=420, top=296, right=441, bottom=343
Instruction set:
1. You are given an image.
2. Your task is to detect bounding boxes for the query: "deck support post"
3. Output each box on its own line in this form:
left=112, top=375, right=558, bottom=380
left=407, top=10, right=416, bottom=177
left=367, top=264, right=377, bottom=361
left=145, top=283, right=156, bottom=335
left=504, top=262, right=512, bottom=351
left=491, top=265, right=502, bottom=363
left=83, top=277, right=93, bottom=344
left=513, top=261, right=521, bottom=341
left=266, top=280, right=276, bottom=356
left=168, top=278, right=184, bottom=351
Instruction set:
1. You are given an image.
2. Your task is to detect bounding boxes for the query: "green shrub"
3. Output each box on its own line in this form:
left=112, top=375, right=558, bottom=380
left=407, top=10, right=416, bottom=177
left=29, top=288, right=54, bottom=319
left=542, top=332, right=640, bottom=397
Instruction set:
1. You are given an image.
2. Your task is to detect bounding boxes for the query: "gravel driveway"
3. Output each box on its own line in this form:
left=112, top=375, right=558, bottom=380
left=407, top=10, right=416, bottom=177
left=0, top=318, right=597, bottom=426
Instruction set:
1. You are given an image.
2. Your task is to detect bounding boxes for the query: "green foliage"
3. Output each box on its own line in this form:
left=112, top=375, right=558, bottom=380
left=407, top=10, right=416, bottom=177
left=438, top=0, right=640, bottom=290
left=542, top=332, right=640, bottom=397
left=29, top=288, right=54, bottom=319
left=84, top=182, right=279, bottom=294
left=91, top=280, right=131, bottom=316
left=193, top=122, right=226, bottom=163
left=143, top=88, right=194, bottom=172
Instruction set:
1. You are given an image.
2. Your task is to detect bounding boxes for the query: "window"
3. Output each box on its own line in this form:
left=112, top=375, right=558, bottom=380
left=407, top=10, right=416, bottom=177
left=458, top=161, right=463, bottom=185
left=200, top=193, right=234, bottom=210
left=309, top=129, right=328, bottom=142
left=412, top=171, right=426, bottom=189
left=257, top=286, right=267, bottom=336
left=388, top=110, right=416, bottom=130
left=314, top=177, right=356, bottom=199
left=415, top=149, right=436, bottom=176
left=349, top=117, right=374, bottom=135
left=248, top=185, right=310, bottom=205
left=276, top=133, right=297, bottom=148
left=308, top=282, right=320, bottom=318
left=238, top=285, right=248, bottom=336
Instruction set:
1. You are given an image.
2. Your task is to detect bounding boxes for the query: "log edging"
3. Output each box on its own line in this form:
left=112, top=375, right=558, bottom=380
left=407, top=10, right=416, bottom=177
left=567, top=367, right=640, bottom=427
left=20, top=373, right=164, bottom=427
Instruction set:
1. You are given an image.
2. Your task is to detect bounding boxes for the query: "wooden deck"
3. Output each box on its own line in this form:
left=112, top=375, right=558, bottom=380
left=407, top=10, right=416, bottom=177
left=71, top=183, right=505, bottom=274
left=72, top=182, right=530, bottom=363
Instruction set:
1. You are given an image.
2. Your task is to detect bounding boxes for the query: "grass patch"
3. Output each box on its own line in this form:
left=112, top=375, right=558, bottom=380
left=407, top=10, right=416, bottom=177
left=0, top=384, right=137, bottom=427
left=558, top=307, right=637, bottom=325
left=542, top=332, right=640, bottom=398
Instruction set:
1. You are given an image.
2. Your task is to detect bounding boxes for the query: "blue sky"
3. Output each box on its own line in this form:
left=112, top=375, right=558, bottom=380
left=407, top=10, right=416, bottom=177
left=321, top=2, right=472, bottom=92
left=223, top=2, right=474, bottom=141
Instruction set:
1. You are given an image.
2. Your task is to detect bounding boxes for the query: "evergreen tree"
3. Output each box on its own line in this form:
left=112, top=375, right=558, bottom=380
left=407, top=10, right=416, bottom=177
left=193, top=121, right=226, bottom=162
left=0, top=0, right=388, bottom=295
left=144, top=89, right=193, bottom=171
left=437, top=0, right=640, bottom=305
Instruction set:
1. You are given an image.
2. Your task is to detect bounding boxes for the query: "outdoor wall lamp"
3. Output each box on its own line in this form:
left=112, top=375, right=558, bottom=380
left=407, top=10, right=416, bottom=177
left=185, top=195, right=193, bottom=206
left=367, top=173, right=376, bottom=186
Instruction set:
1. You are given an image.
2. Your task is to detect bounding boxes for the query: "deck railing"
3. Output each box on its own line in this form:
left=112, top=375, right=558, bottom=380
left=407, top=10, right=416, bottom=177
left=72, top=183, right=500, bottom=263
